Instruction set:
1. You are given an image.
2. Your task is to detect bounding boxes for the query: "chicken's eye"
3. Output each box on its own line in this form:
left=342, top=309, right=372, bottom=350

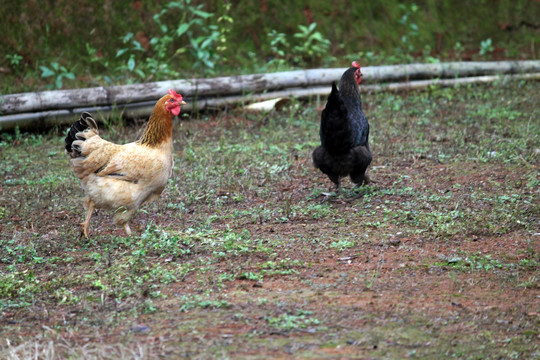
left=169, top=99, right=175, bottom=103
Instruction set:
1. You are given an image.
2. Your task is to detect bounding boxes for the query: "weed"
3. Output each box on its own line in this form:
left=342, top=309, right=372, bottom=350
left=114, top=0, right=223, bottom=80
left=395, top=3, right=420, bottom=62
left=431, top=252, right=537, bottom=273
left=179, top=295, right=232, bottom=312
left=292, top=23, right=331, bottom=63
left=266, top=309, right=320, bottom=331
left=266, top=23, right=331, bottom=68
left=479, top=38, right=494, bottom=56
left=5, top=53, right=23, bottom=72
left=39, top=62, right=76, bottom=89
left=330, top=239, right=356, bottom=252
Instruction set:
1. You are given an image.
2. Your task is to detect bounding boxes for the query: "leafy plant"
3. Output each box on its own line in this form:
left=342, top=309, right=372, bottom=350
left=453, top=41, right=465, bottom=58
left=479, top=38, right=494, bottom=56
left=292, top=23, right=331, bottom=62
left=330, top=239, right=356, bottom=252
left=397, top=3, right=420, bottom=56
left=116, top=32, right=148, bottom=79
left=434, top=253, right=504, bottom=272
left=179, top=295, right=232, bottom=312
left=188, top=25, right=221, bottom=70
left=114, top=0, right=223, bottom=80
left=266, top=309, right=320, bottom=331
left=152, top=0, right=220, bottom=71
left=5, top=53, right=23, bottom=72
left=267, top=23, right=331, bottom=67
left=39, top=62, right=75, bottom=89
left=215, top=3, right=234, bottom=60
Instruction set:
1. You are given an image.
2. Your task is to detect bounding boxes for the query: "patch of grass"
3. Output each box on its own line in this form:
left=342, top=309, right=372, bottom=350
left=330, top=239, right=357, bottom=252
left=431, top=252, right=539, bottom=273
left=433, top=253, right=504, bottom=272
left=266, top=309, right=320, bottom=332
left=179, top=295, right=232, bottom=312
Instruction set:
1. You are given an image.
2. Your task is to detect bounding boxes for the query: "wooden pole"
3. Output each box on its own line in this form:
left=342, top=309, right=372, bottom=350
left=1, top=72, right=538, bottom=131
left=1, top=61, right=539, bottom=116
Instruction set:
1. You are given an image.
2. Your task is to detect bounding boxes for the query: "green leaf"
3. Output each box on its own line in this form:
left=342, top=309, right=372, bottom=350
left=192, top=9, right=213, bottom=18
left=40, top=66, right=55, bottom=78
left=116, top=48, right=128, bottom=58
left=121, top=33, right=133, bottom=43
left=127, top=57, right=135, bottom=72
left=167, top=2, right=182, bottom=9
left=132, top=41, right=145, bottom=52
left=176, top=23, right=190, bottom=37
left=55, top=77, right=63, bottom=89
left=135, top=69, right=145, bottom=78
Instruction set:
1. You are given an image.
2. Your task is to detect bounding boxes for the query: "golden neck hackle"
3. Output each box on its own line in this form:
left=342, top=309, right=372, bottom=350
left=139, top=97, right=174, bottom=147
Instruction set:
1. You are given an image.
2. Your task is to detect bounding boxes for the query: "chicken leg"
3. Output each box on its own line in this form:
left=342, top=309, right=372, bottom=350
left=80, top=199, right=95, bottom=238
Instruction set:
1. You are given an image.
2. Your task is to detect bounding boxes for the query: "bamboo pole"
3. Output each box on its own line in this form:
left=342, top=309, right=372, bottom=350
left=1, top=60, right=539, bottom=116
left=1, top=72, right=537, bottom=131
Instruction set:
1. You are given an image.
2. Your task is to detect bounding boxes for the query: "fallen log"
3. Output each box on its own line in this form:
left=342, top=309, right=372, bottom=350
left=1, top=60, right=539, bottom=116
left=1, top=72, right=538, bottom=131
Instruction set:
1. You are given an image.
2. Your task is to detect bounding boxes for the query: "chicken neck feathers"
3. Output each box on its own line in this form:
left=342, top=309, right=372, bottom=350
left=337, top=67, right=369, bottom=150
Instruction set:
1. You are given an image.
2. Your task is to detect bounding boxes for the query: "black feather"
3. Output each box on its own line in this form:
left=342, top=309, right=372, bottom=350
left=65, top=112, right=98, bottom=156
left=313, top=66, right=372, bottom=188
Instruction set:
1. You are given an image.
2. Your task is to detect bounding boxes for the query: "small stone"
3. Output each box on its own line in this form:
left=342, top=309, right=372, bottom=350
left=388, top=239, right=401, bottom=246
left=130, top=325, right=150, bottom=333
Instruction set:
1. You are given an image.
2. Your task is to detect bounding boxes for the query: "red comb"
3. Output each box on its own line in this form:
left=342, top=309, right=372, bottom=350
left=168, top=89, right=183, bottom=101
left=352, top=61, right=361, bottom=69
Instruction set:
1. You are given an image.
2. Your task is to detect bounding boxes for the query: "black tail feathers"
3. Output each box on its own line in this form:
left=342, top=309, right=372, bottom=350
left=65, top=112, right=98, bottom=155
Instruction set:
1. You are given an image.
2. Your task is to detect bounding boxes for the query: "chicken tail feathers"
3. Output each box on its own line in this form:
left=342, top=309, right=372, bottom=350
left=65, top=112, right=99, bottom=156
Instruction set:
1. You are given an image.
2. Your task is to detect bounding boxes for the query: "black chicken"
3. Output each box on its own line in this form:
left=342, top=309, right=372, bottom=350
left=312, top=61, right=372, bottom=190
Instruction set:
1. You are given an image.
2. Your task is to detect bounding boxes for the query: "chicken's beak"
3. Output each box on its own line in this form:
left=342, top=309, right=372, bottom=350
left=180, top=101, right=187, bottom=106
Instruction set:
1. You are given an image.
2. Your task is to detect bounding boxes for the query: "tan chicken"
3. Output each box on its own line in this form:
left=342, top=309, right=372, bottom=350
left=65, top=89, right=186, bottom=237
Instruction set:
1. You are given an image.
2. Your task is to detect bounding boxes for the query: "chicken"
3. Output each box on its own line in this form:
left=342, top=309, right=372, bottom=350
left=65, top=89, right=186, bottom=237
left=312, top=61, right=372, bottom=190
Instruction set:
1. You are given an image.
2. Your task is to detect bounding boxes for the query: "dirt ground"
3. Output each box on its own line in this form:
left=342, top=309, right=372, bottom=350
left=0, top=81, right=538, bottom=359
